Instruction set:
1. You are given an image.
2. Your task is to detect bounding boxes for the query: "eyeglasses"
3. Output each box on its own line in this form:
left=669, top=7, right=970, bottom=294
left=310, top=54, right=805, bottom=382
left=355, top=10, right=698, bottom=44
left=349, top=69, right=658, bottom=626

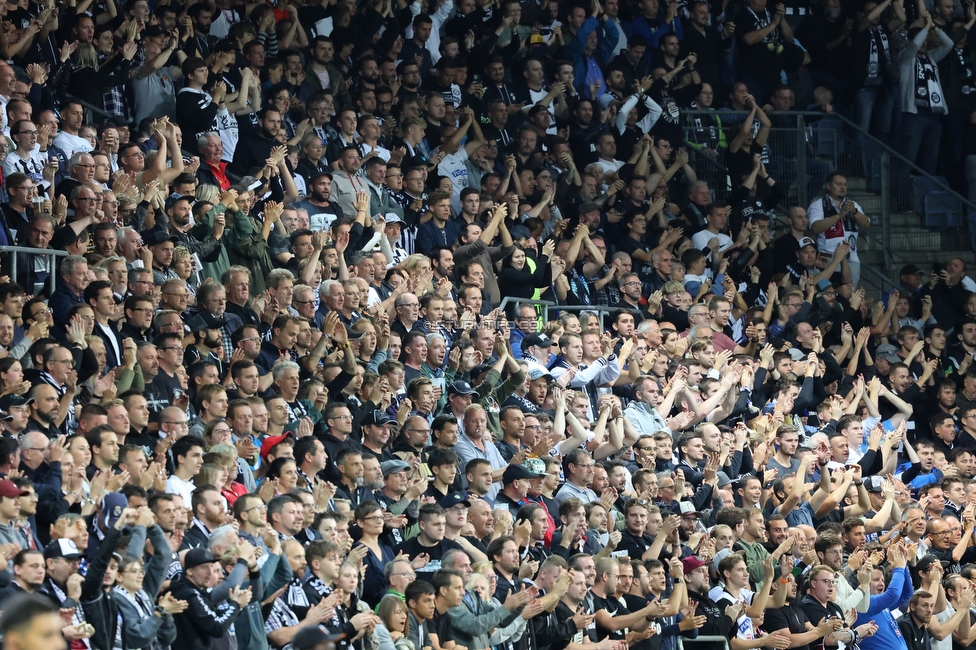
left=244, top=504, right=267, bottom=513
left=76, top=197, right=97, bottom=202
left=164, top=292, right=189, bottom=298
left=31, top=308, right=51, bottom=317
left=293, top=299, right=314, bottom=305
left=362, top=515, right=385, bottom=522
left=15, top=130, right=37, bottom=136
left=330, top=414, right=353, bottom=420
left=159, top=346, right=183, bottom=352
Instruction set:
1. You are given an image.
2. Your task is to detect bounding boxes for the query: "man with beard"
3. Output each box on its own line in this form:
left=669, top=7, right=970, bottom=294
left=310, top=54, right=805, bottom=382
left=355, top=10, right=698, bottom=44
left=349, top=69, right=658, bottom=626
left=329, top=146, right=369, bottom=219
left=334, top=449, right=371, bottom=508
left=0, top=395, right=30, bottom=439
left=268, top=494, right=305, bottom=542
left=361, top=411, right=394, bottom=462
left=301, top=38, right=350, bottom=107
left=24, top=385, right=62, bottom=438
left=295, top=172, right=344, bottom=234
left=374, top=459, right=426, bottom=548
left=153, top=195, right=224, bottom=265
left=230, top=108, right=282, bottom=177
left=683, top=555, right=738, bottom=640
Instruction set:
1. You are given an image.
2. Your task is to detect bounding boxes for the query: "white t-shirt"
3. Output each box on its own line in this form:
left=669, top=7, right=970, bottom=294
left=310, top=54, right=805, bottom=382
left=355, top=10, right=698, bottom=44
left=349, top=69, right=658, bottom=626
left=807, top=195, right=864, bottom=263
left=595, top=158, right=623, bottom=174
left=165, top=474, right=195, bottom=506
left=692, top=229, right=734, bottom=253
left=52, top=131, right=93, bottom=158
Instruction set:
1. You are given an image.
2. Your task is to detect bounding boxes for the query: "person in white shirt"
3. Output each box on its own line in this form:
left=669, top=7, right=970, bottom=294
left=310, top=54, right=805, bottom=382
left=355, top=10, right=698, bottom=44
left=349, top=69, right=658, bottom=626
left=691, top=202, right=734, bottom=253
left=807, top=172, right=870, bottom=286
left=2, top=120, right=50, bottom=192
left=435, top=107, right=485, bottom=213
left=52, top=101, right=94, bottom=158
left=164, top=435, right=205, bottom=505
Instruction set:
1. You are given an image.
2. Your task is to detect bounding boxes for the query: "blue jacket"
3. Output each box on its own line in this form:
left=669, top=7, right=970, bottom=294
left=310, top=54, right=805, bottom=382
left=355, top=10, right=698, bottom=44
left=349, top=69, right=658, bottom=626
left=855, top=566, right=913, bottom=650
left=567, top=17, right=620, bottom=96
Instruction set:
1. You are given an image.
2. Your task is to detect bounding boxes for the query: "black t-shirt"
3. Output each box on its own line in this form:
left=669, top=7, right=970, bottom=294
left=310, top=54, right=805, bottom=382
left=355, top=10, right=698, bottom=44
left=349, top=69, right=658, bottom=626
left=616, top=530, right=653, bottom=561
left=394, top=537, right=463, bottom=580
left=592, top=593, right=629, bottom=641
left=615, top=236, right=654, bottom=283
left=764, top=604, right=814, bottom=650
left=429, top=610, right=454, bottom=646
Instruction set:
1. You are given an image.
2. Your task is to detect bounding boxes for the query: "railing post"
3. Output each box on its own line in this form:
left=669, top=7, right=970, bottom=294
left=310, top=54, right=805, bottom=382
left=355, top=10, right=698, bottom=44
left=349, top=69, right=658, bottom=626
left=47, top=255, right=55, bottom=296
left=797, top=116, right=808, bottom=208
left=881, top=151, right=892, bottom=275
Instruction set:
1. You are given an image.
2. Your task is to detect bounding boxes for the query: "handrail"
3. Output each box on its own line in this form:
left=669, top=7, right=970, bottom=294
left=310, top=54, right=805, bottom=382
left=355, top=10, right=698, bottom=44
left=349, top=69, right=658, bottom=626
left=62, top=93, right=116, bottom=122
left=496, top=298, right=629, bottom=323
left=681, top=109, right=976, bottom=215
left=682, top=109, right=906, bottom=289
left=4, top=246, right=70, bottom=296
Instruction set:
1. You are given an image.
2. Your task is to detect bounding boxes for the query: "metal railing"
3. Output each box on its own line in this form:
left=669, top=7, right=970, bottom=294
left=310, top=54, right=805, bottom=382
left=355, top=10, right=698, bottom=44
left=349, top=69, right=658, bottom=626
left=682, top=109, right=976, bottom=273
left=678, top=634, right=732, bottom=650
left=63, top=93, right=116, bottom=124
left=496, top=298, right=629, bottom=324
left=5, top=246, right=70, bottom=295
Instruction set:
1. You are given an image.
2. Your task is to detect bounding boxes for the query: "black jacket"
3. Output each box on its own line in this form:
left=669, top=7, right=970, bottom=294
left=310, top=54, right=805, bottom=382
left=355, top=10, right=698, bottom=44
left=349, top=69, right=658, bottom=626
left=80, top=527, right=124, bottom=650
left=170, top=574, right=243, bottom=650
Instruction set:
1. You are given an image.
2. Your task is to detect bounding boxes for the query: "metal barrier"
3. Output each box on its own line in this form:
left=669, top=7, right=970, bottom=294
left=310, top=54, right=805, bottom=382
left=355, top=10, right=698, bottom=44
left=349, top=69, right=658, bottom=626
left=63, top=93, right=117, bottom=124
left=5, top=246, right=70, bottom=295
left=678, top=634, right=732, bottom=650
left=682, top=109, right=976, bottom=275
left=496, top=298, right=627, bottom=326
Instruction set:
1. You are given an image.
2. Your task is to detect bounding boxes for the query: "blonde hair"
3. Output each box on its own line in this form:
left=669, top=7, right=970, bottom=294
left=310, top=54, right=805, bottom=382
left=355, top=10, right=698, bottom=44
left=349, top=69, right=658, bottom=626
left=399, top=254, right=434, bottom=294
left=172, top=246, right=192, bottom=264
left=73, top=42, right=99, bottom=68
left=195, top=184, right=220, bottom=204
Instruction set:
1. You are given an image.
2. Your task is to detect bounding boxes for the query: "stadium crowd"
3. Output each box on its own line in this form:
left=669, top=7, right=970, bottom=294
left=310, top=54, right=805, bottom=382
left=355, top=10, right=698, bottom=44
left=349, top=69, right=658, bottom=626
left=5, top=0, right=976, bottom=650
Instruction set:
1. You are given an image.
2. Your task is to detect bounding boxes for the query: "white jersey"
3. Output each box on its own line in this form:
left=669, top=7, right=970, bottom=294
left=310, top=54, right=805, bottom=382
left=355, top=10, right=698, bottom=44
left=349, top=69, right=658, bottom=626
left=807, top=195, right=864, bottom=264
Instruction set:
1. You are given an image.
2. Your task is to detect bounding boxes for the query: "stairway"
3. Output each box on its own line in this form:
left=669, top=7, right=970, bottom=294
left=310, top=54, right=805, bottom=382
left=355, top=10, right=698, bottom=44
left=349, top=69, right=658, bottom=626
left=840, top=178, right=975, bottom=296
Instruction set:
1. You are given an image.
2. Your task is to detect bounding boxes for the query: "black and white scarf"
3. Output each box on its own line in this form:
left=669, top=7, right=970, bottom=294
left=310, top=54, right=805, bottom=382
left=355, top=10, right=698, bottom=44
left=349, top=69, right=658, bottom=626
left=915, top=54, right=947, bottom=113
left=866, top=27, right=890, bottom=86
left=956, top=47, right=975, bottom=96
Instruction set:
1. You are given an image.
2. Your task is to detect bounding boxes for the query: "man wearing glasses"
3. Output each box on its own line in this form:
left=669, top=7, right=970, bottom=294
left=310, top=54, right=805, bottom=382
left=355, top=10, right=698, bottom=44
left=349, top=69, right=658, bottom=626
left=615, top=273, right=650, bottom=318
left=53, top=152, right=95, bottom=200
left=2, top=121, right=48, bottom=196
left=1, top=173, right=39, bottom=243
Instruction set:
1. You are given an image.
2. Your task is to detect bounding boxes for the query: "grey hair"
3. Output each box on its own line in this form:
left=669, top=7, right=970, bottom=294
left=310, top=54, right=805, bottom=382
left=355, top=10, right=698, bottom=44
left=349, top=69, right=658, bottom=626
left=267, top=268, right=295, bottom=290
left=688, top=180, right=709, bottom=197
left=320, top=278, right=341, bottom=297
left=60, top=255, right=88, bottom=278
left=208, top=525, right=238, bottom=551
left=67, top=151, right=92, bottom=171
left=96, top=255, right=126, bottom=269
left=425, top=332, right=445, bottom=346
left=197, top=132, right=220, bottom=150
left=272, top=360, right=301, bottom=381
